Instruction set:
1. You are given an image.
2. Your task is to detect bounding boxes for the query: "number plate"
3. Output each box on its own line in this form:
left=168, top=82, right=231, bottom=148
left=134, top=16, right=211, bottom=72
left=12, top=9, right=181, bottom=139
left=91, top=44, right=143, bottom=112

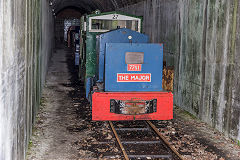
left=127, top=64, right=142, bottom=71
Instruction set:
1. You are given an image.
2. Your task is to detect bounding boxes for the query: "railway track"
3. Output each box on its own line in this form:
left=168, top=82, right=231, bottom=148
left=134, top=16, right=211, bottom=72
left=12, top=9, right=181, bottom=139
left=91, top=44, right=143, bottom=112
left=108, top=120, right=184, bottom=160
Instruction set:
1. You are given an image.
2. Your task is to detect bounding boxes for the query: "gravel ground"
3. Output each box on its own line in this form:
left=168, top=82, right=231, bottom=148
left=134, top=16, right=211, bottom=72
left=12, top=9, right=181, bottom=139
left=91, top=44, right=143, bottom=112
left=152, top=107, right=240, bottom=160
left=27, top=45, right=240, bottom=160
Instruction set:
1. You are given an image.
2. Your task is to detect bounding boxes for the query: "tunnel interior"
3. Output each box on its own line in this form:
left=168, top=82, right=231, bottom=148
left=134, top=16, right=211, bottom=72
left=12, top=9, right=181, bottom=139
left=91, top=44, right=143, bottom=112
left=51, top=0, right=145, bottom=14
left=1, top=0, right=240, bottom=159
left=52, top=0, right=240, bottom=146
left=53, top=0, right=146, bottom=44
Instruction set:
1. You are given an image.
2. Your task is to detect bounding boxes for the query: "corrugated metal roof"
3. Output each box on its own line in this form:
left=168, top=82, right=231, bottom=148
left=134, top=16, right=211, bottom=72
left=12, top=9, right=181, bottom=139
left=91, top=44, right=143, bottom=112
left=51, top=0, right=145, bottom=14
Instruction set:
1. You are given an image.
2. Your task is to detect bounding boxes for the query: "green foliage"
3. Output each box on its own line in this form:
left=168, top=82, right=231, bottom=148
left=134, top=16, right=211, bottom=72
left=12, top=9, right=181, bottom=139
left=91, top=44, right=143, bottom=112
left=28, top=140, right=33, bottom=149
left=40, top=97, right=46, bottom=106
left=175, top=106, right=198, bottom=120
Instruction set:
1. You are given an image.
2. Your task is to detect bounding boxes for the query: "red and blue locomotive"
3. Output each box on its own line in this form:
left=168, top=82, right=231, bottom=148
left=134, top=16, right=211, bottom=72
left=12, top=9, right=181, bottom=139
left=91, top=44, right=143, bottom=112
left=78, top=12, right=173, bottom=121
left=90, top=28, right=173, bottom=121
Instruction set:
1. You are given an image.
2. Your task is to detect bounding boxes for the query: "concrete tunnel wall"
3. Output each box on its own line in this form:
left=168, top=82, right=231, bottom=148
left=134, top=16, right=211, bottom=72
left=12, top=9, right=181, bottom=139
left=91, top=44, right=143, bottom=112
left=1, top=0, right=240, bottom=159
left=119, top=0, right=240, bottom=142
left=0, top=0, right=54, bottom=159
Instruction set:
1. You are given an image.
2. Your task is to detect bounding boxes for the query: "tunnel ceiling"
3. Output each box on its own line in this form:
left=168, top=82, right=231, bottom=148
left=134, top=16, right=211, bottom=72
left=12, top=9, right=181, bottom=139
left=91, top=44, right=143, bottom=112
left=51, top=0, right=145, bottom=14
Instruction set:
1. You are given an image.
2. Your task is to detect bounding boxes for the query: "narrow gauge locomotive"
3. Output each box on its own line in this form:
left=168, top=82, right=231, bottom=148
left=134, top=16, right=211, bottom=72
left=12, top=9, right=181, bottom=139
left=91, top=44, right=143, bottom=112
left=67, top=26, right=80, bottom=49
left=67, top=26, right=81, bottom=65
left=78, top=11, right=173, bottom=121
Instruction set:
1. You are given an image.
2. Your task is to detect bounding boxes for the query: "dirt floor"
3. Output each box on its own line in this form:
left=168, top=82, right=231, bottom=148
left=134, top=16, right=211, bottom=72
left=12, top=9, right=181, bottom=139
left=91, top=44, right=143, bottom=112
left=27, top=45, right=240, bottom=160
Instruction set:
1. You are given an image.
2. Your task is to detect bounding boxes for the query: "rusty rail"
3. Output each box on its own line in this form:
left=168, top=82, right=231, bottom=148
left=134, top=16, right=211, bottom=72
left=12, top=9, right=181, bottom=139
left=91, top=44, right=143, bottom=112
left=146, top=120, right=185, bottom=160
left=109, top=121, right=184, bottom=160
left=109, top=121, right=129, bottom=160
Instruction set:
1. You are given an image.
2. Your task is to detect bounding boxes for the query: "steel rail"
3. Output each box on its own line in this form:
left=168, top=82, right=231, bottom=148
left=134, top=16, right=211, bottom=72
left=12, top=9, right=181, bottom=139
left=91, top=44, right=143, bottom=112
left=109, top=121, right=129, bottom=160
left=146, top=120, right=185, bottom=160
left=109, top=120, right=184, bottom=160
